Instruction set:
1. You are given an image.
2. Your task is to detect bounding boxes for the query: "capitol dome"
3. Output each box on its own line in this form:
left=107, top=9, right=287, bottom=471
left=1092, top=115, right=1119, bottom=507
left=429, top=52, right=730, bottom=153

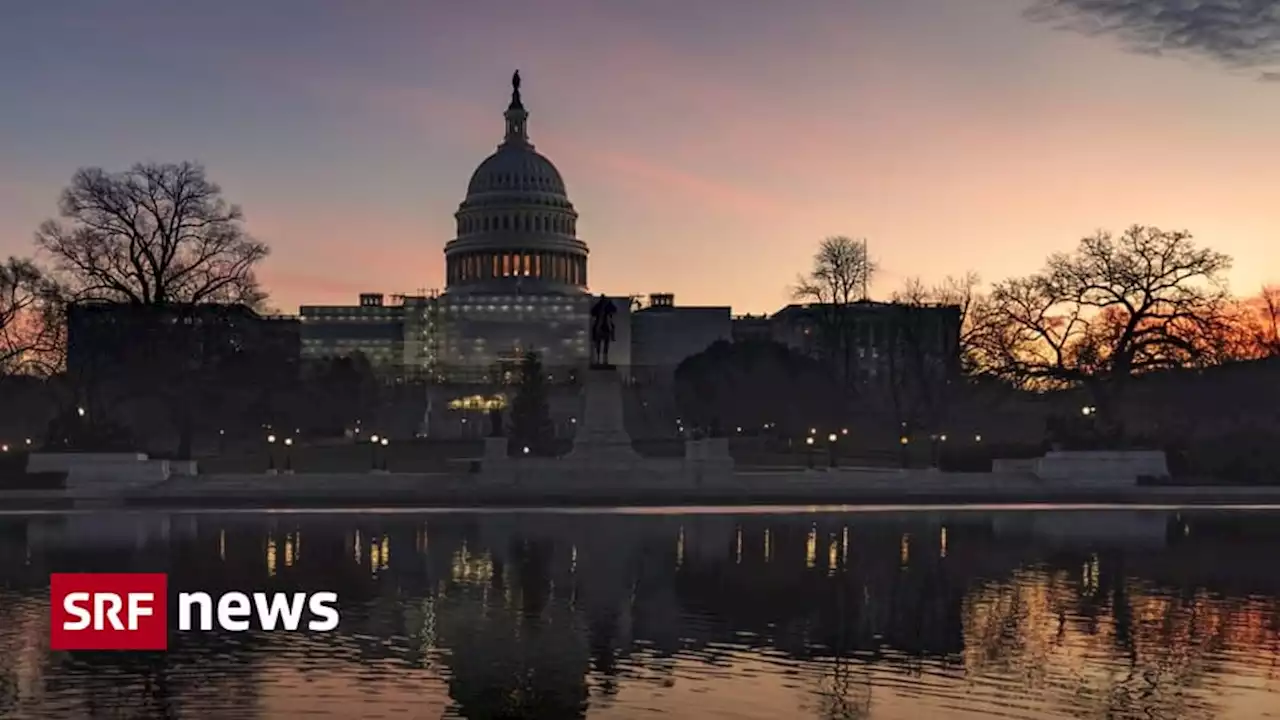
left=444, top=71, right=589, bottom=295
left=465, top=146, right=566, bottom=197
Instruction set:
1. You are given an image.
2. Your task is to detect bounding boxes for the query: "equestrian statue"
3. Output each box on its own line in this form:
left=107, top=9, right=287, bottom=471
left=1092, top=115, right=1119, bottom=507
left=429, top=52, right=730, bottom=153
left=589, top=294, right=617, bottom=368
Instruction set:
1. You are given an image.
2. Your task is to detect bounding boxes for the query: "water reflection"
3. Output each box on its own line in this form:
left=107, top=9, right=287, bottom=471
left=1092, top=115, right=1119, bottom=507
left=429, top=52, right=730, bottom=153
left=1, top=509, right=1279, bottom=718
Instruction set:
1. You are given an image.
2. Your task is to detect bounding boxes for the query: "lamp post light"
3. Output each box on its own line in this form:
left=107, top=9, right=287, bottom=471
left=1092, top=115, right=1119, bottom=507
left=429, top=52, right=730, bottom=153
left=283, top=437, right=294, bottom=474
left=380, top=436, right=390, bottom=471
left=266, top=434, right=277, bottom=474
left=805, top=436, right=815, bottom=469
left=369, top=434, right=381, bottom=472
left=899, top=435, right=910, bottom=468
left=827, top=432, right=838, bottom=469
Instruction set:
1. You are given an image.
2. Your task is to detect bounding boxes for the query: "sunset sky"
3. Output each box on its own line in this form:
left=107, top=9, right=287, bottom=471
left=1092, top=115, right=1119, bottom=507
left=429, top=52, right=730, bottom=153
left=1, top=0, right=1277, bottom=314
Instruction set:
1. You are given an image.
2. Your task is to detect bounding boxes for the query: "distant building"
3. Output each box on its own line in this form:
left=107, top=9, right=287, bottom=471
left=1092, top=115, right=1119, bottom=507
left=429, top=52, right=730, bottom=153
left=730, top=314, right=772, bottom=343
left=298, top=292, right=409, bottom=373
left=631, top=293, right=731, bottom=385
left=66, top=302, right=300, bottom=378
left=731, top=301, right=962, bottom=384
left=64, top=301, right=301, bottom=451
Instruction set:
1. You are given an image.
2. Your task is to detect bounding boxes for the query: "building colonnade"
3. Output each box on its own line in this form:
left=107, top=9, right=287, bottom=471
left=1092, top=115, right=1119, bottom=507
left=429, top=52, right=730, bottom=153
left=446, top=250, right=586, bottom=287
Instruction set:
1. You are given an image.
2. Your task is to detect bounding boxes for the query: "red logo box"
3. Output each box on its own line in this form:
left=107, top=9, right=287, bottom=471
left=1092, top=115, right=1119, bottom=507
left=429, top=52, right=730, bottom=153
left=49, top=573, right=169, bottom=651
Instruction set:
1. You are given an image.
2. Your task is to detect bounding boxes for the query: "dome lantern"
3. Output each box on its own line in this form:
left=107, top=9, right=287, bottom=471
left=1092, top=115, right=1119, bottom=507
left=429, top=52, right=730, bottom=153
left=504, top=70, right=530, bottom=146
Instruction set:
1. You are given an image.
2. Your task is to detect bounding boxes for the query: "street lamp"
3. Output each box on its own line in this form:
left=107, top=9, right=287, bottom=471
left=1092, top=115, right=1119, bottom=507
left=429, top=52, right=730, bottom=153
left=283, top=437, right=294, bottom=473
left=805, top=436, right=815, bottom=469
left=899, top=435, right=910, bottom=469
left=827, top=433, right=838, bottom=469
left=77, top=407, right=86, bottom=418
left=266, top=434, right=277, bottom=473
left=380, top=437, right=390, bottom=471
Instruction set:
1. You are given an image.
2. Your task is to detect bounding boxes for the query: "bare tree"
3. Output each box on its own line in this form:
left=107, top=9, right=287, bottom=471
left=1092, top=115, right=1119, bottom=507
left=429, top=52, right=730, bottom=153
left=1219, top=285, right=1280, bottom=360
left=0, top=257, right=60, bottom=376
left=893, top=272, right=992, bottom=373
left=979, top=226, right=1232, bottom=426
left=35, top=161, right=269, bottom=307
left=792, top=236, right=877, bottom=387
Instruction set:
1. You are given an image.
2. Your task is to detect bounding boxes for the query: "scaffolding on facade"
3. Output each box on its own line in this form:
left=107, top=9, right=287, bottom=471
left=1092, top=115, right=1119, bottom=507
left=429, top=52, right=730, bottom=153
left=393, top=288, right=441, bottom=436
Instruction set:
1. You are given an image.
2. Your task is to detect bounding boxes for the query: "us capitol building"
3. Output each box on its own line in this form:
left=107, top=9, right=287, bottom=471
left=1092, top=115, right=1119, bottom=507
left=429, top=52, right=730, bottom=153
left=297, top=72, right=736, bottom=436
left=293, top=72, right=959, bottom=438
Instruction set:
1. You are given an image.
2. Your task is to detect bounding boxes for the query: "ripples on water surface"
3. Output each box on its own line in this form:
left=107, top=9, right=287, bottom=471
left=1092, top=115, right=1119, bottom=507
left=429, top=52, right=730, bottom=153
left=1, top=507, right=1279, bottom=719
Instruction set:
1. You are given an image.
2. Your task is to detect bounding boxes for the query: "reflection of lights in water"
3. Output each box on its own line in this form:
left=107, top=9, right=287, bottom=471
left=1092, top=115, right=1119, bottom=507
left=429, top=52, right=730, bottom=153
left=900, top=534, right=910, bottom=567
left=380, top=536, right=390, bottom=571
left=827, top=536, right=838, bottom=576
left=735, top=526, right=742, bottom=564
left=418, top=597, right=438, bottom=656
left=284, top=533, right=295, bottom=568
left=676, top=528, right=685, bottom=569
left=806, top=526, right=817, bottom=569
left=763, top=529, right=771, bottom=562
left=1082, top=553, right=1100, bottom=595
left=218, top=530, right=225, bottom=562
left=266, top=536, right=277, bottom=577
left=571, top=545, right=577, bottom=574
left=450, top=548, right=494, bottom=584
left=370, top=535, right=381, bottom=575
left=841, top=527, right=849, bottom=564
left=940, top=526, right=948, bottom=558
left=354, top=531, right=362, bottom=565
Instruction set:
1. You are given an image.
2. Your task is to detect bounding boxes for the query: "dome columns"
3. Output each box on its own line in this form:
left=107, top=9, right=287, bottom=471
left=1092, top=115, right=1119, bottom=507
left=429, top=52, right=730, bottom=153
left=445, top=249, right=587, bottom=288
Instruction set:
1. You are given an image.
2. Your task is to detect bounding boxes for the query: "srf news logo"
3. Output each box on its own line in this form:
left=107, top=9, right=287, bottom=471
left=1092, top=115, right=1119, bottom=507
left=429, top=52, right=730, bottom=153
left=50, top=573, right=340, bottom=651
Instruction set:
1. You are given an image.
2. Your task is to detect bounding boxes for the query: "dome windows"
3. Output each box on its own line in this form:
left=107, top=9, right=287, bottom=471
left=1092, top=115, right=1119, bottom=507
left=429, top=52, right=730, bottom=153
left=446, top=249, right=587, bottom=287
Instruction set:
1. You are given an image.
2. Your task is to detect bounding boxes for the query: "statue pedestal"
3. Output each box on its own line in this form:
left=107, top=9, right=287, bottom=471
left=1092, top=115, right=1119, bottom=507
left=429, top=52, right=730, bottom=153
left=565, top=367, right=641, bottom=466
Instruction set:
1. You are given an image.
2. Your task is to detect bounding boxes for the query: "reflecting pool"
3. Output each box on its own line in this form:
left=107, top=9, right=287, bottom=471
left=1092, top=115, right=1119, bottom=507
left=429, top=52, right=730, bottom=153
left=2, top=507, right=1279, bottom=718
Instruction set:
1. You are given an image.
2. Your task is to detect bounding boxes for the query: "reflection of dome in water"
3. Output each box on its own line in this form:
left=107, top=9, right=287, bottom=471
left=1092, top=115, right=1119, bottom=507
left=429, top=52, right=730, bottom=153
left=445, top=70, right=589, bottom=295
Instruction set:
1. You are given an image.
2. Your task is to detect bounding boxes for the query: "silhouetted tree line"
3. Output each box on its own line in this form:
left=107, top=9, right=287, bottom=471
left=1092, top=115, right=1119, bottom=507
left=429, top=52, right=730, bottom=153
left=674, top=226, right=1280, bottom=479
left=673, top=339, right=845, bottom=439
